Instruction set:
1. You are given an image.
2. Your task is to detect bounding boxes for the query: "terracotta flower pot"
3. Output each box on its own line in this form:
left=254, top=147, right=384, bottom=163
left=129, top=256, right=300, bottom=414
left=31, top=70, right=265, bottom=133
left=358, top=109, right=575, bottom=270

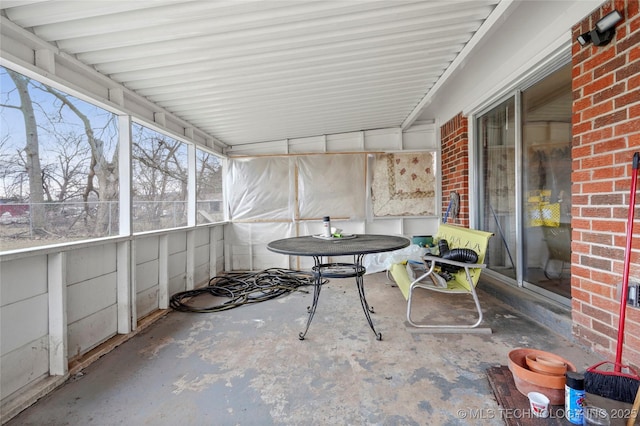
left=508, top=348, right=577, bottom=405
left=525, top=353, right=568, bottom=376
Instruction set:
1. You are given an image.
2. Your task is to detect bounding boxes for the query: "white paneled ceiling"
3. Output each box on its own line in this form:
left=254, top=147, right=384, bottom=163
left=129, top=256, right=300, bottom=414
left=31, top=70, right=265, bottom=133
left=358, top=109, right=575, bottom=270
left=1, top=0, right=505, bottom=146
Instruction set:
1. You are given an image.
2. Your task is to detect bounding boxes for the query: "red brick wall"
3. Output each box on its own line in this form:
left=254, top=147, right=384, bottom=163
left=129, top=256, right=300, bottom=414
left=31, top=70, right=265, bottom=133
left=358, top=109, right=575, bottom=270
left=572, top=0, right=640, bottom=369
left=440, top=113, right=469, bottom=227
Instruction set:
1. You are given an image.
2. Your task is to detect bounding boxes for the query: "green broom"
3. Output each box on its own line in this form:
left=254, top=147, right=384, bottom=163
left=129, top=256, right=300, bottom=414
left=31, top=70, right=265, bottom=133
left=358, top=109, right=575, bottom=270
left=584, top=152, right=640, bottom=404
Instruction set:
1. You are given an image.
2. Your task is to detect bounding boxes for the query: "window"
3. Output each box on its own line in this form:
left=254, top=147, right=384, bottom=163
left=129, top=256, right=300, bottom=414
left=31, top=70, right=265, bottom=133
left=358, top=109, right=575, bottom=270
left=131, top=123, right=188, bottom=232
left=0, top=66, right=119, bottom=251
left=1, top=66, right=225, bottom=251
left=196, top=149, right=224, bottom=224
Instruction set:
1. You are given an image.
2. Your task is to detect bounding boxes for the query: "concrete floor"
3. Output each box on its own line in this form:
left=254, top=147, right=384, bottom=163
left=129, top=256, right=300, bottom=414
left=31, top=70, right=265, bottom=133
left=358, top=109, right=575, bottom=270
left=6, top=272, right=602, bottom=426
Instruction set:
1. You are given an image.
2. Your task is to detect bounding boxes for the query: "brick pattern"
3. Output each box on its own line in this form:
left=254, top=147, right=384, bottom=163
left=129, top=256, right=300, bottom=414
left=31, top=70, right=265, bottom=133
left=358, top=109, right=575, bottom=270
left=572, top=0, right=640, bottom=369
left=440, top=113, right=469, bottom=227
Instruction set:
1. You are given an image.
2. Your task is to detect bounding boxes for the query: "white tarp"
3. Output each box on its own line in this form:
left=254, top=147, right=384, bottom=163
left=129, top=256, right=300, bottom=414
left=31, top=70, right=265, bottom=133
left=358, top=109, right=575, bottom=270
left=227, top=156, right=294, bottom=221
left=297, top=154, right=365, bottom=220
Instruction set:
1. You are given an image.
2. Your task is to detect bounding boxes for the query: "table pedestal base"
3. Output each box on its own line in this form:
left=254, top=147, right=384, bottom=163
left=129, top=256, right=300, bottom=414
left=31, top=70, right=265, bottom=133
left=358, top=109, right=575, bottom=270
left=301, top=255, right=382, bottom=341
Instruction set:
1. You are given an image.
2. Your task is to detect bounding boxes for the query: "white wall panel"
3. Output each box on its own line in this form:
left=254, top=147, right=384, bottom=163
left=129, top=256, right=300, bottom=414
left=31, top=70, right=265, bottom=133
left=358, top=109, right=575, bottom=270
left=66, top=244, right=116, bottom=285
left=0, top=293, right=48, bottom=356
left=168, top=251, right=187, bottom=294
left=67, top=305, right=117, bottom=358
left=0, top=223, right=224, bottom=415
left=0, top=255, right=47, bottom=305
left=134, top=236, right=159, bottom=264
left=194, top=244, right=210, bottom=285
left=192, top=229, right=208, bottom=286
left=364, top=128, right=401, bottom=151
left=168, top=274, right=185, bottom=299
left=173, top=232, right=189, bottom=292
left=134, top=234, right=161, bottom=318
left=66, top=272, right=117, bottom=324
left=194, top=242, right=209, bottom=267
left=194, top=227, right=209, bottom=246
left=194, top=263, right=210, bottom=287
left=168, top=251, right=186, bottom=284
left=402, top=217, right=441, bottom=238
left=135, top=259, right=159, bottom=293
left=251, top=245, right=285, bottom=271
left=168, top=232, right=186, bottom=254
left=326, top=132, right=363, bottom=152
left=65, top=245, right=118, bottom=360
left=215, top=234, right=225, bottom=273
left=215, top=255, right=225, bottom=274
left=168, top=251, right=187, bottom=272
left=231, top=128, right=412, bottom=156
left=403, top=125, right=437, bottom=150
left=230, top=244, right=252, bottom=271
left=226, top=140, right=288, bottom=156
left=0, top=336, right=48, bottom=399
left=136, top=286, right=159, bottom=319
left=364, top=219, right=402, bottom=235
left=288, top=135, right=326, bottom=154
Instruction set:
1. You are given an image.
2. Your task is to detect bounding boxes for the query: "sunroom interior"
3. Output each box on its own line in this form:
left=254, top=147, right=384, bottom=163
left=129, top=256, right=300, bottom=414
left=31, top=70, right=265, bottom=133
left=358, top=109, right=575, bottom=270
left=2, top=0, right=639, bottom=424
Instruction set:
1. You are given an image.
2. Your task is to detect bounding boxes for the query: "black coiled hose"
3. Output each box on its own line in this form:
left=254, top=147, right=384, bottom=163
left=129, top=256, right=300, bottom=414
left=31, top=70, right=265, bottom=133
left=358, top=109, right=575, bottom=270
left=436, top=240, right=478, bottom=273
left=442, top=248, right=478, bottom=263
left=170, top=268, right=324, bottom=313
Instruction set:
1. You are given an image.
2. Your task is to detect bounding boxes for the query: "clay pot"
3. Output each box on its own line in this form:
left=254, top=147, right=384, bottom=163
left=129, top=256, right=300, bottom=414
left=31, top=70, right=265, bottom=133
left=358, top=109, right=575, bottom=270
left=508, top=348, right=577, bottom=405
left=525, top=353, right=568, bottom=376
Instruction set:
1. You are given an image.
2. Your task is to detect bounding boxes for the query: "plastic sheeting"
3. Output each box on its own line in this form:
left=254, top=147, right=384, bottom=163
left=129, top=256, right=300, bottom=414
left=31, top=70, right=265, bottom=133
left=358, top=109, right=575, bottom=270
left=362, top=244, right=425, bottom=274
left=227, top=156, right=294, bottom=221
left=226, top=154, right=366, bottom=271
left=225, top=152, right=432, bottom=272
left=227, top=154, right=366, bottom=222
left=225, top=222, right=295, bottom=271
left=297, top=154, right=365, bottom=219
left=225, top=221, right=295, bottom=245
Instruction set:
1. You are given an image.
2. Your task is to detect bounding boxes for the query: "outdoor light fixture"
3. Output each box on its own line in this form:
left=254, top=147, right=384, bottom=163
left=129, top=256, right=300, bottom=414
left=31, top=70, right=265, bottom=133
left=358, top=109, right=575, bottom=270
left=577, top=10, right=623, bottom=47
left=577, top=32, right=591, bottom=46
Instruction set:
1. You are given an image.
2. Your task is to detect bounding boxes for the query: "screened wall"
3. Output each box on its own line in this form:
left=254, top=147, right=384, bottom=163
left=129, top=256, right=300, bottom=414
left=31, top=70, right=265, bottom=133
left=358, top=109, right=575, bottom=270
left=0, top=66, right=225, bottom=253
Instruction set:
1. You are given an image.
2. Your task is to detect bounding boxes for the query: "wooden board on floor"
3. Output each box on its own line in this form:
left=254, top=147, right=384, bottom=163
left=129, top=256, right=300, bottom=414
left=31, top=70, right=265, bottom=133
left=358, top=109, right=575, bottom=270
left=487, top=366, right=634, bottom=426
left=486, top=365, right=565, bottom=425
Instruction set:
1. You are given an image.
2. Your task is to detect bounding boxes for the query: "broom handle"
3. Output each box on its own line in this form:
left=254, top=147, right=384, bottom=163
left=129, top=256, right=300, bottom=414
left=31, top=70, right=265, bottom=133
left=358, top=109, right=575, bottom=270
left=616, top=152, right=639, bottom=370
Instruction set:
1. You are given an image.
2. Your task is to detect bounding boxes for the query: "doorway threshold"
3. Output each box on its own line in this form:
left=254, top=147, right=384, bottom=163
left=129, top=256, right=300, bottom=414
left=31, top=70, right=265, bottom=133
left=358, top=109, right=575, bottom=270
left=480, top=273, right=573, bottom=341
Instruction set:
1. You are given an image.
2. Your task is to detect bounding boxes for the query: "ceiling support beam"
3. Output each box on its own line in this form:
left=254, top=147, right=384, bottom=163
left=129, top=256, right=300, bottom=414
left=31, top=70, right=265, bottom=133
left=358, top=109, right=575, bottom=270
left=401, top=0, right=516, bottom=130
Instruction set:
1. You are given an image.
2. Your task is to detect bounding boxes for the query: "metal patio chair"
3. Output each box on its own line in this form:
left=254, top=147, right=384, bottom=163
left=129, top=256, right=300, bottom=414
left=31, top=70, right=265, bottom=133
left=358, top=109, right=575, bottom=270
left=389, top=224, right=494, bottom=333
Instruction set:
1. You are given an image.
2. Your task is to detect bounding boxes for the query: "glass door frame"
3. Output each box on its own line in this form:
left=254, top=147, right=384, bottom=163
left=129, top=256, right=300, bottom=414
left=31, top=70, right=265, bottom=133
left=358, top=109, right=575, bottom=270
left=469, top=91, right=571, bottom=307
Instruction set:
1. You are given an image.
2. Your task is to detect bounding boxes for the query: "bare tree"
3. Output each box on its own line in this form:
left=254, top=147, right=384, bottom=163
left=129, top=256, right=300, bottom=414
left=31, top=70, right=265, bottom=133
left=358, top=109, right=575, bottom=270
left=40, top=86, right=118, bottom=235
left=0, top=134, right=24, bottom=199
left=195, top=150, right=223, bottom=222
left=196, top=151, right=223, bottom=198
left=4, top=69, right=46, bottom=230
left=41, top=133, right=91, bottom=202
left=132, top=129, right=187, bottom=230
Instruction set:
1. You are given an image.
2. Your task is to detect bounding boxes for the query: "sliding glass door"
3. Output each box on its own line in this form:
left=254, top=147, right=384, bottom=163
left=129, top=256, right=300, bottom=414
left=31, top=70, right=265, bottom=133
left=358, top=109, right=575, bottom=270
left=477, top=64, right=572, bottom=302
left=521, top=65, right=572, bottom=299
left=478, top=97, right=517, bottom=281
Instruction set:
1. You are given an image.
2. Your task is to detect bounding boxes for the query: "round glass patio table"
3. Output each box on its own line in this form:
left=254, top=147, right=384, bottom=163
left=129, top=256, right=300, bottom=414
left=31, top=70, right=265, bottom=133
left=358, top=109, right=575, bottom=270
left=267, top=234, right=410, bottom=340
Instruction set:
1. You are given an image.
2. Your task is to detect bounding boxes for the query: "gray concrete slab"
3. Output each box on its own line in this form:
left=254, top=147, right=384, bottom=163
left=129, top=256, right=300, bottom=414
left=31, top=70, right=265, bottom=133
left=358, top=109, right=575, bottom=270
left=6, top=272, right=602, bottom=425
